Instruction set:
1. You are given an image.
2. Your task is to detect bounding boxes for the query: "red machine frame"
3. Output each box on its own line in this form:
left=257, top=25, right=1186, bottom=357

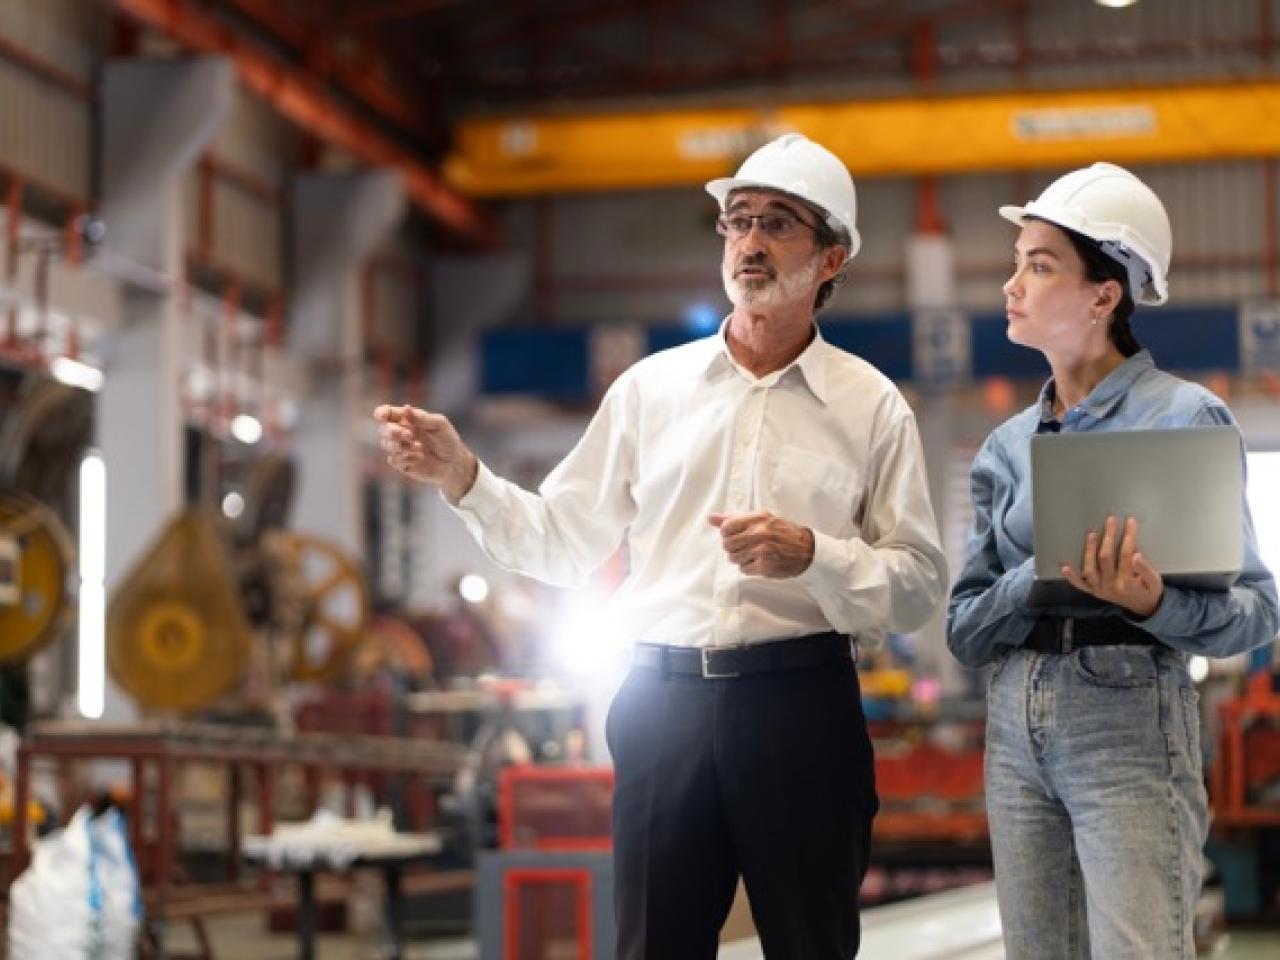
left=1211, top=672, right=1280, bottom=827
left=497, top=765, right=614, bottom=852
left=503, top=866, right=593, bottom=960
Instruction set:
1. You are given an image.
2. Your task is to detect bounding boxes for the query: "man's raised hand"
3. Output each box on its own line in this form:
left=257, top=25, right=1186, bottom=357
left=373, top=404, right=478, bottom=503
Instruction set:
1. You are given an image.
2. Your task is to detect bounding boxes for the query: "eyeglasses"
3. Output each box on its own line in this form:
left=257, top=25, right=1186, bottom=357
left=715, top=211, right=818, bottom=242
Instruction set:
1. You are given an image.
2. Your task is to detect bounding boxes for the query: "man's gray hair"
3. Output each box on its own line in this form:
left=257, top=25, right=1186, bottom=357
left=812, top=216, right=851, bottom=313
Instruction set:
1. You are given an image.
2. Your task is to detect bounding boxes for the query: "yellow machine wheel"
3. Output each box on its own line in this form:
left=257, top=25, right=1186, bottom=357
left=265, top=531, right=370, bottom=683
left=0, top=490, right=75, bottom=665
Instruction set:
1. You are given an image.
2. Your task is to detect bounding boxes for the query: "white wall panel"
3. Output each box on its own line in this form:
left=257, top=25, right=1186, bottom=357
left=0, top=0, right=93, bottom=203
left=211, top=183, right=282, bottom=289
left=210, top=87, right=295, bottom=185
left=0, top=0, right=95, bottom=83
left=0, top=58, right=89, bottom=199
left=178, top=89, right=292, bottom=293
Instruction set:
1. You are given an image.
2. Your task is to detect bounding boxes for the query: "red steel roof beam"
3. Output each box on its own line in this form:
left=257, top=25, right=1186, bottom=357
left=339, top=0, right=461, bottom=29
left=111, top=0, right=496, bottom=246
left=804, top=0, right=1027, bottom=61
left=220, top=0, right=436, bottom=141
left=466, top=0, right=635, bottom=56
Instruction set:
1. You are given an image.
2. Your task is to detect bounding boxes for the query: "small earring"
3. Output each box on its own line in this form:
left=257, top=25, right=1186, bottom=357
left=1091, top=317, right=1099, bottom=326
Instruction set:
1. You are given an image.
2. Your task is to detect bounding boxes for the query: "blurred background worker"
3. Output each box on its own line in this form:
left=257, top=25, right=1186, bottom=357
left=377, top=133, right=947, bottom=959
left=948, top=163, right=1280, bottom=958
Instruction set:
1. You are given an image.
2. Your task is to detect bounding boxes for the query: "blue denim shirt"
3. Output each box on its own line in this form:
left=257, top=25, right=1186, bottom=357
left=948, top=349, right=1280, bottom=668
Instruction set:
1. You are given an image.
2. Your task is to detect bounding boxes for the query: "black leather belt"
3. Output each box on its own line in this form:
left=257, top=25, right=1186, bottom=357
left=1023, top=615, right=1158, bottom=655
left=633, top=631, right=853, bottom=679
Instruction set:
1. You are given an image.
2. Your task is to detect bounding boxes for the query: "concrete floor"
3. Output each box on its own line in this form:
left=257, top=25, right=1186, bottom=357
left=1207, top=931, right=1280, bottom=959
left=168, top=915, right=1280, bottom=960
left=164, top=912, right=476, bottom=960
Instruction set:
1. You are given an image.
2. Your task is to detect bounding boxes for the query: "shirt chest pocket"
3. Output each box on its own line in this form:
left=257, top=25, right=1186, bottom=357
left=766, top=444, right=861, bottom=535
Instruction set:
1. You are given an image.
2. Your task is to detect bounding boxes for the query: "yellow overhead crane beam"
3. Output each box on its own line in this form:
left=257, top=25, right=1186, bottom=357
left=445, top=80, right=1280, bottom=196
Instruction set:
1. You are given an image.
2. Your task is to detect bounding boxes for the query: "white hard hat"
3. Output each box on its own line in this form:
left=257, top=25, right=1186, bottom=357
left=1000, top=162, right=1172, bottom=306
left=706, top=133, right=861, bottom=259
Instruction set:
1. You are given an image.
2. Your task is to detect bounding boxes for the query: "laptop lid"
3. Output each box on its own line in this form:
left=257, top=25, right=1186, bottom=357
left=1030, top=426, right=1243, bottom=600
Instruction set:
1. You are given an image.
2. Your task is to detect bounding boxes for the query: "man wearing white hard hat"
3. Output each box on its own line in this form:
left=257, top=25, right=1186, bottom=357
left=948, top=164, right=1278, bottom=957
left=376, top=133, right=946, bottom=958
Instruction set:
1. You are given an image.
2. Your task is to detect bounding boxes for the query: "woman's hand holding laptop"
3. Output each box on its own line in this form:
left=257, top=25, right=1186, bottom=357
left=1059, top=514, right=1164, bottom=617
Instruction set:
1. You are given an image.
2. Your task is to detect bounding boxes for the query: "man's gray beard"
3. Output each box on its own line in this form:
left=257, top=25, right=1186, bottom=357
left=722, top=255, right=822, bottom=310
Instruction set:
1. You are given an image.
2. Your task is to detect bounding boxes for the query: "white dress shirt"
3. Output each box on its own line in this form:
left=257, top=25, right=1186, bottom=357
left=451, top=323, right=947, bottom=649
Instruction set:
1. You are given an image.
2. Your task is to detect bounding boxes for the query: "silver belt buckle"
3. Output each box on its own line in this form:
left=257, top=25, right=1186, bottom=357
left=701, top=647, right=740, bottom=679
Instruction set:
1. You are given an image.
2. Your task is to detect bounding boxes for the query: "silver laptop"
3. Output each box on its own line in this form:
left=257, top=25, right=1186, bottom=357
left=1028, top=426, right=1242, bottom=606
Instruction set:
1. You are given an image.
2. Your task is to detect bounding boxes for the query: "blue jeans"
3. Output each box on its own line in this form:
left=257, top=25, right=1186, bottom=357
left=985, top=644, right=1208, bottom=959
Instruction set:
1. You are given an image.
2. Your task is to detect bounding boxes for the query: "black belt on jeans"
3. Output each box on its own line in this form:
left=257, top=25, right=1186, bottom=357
left=1023, top=615, right=1158, bottom=655
left=633, top=631, right=853, bottom=679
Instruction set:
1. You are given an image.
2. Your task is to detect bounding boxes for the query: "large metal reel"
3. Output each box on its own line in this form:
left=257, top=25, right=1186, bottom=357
left=0, top=378, right=94, bottom=506
left=265, top=531, right=369, bottom=683
left=107, top=511, right=253, bottom=713
left=0, top=489, right=75, bottom=665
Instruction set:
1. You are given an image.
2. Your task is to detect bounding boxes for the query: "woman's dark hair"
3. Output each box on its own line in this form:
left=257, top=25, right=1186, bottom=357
left=1060, top=225, right=1142, bottom=357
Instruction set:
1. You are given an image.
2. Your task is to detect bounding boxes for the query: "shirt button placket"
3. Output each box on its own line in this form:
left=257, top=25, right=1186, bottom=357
left=719, top=388, right=761, bottom=643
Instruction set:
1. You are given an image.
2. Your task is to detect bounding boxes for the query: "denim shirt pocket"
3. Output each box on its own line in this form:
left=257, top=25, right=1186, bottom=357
left=1070, top=645, right=1158, bottom=688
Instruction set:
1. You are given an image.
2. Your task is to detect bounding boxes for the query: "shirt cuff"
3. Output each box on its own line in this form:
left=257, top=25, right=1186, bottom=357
left=1123, top=585, right=1183, bottom=637
left=793, top=528, right=848, bottom=592
left=446, top=459, right=501, bottom=521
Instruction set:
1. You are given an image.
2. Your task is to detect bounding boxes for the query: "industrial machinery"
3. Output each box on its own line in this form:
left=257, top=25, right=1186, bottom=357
left=0, top=488, right=75, bottom=667
left=0, top=365, right=374, bottom=714
left=106, top=498, right=372, bottom=714
left=106, top=509, right=254, bottom=713
left=0, top=377, right=94, bottom=508
left=0, top=376, right=89, bottom=671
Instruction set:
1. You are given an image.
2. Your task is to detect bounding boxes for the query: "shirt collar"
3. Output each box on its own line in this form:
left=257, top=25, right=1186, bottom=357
left=1037, top=349, right=1154, bottom=425
left=700, top=317, right=831, bottom=405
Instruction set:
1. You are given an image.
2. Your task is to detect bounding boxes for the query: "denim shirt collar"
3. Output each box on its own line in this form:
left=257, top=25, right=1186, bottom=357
left=1036, top=349, right=1154, bottom=429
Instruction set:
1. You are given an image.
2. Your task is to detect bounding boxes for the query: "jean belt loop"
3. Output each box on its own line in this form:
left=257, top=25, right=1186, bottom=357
left=1061, top=617, right=1075, bottom=655
left=659, top=645, right=671, bottom=680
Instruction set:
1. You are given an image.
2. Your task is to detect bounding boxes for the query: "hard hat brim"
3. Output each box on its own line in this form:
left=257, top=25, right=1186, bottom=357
left=706, top=177, right=823, bottom=215
left=998, top=204, right=1030, bottom=226
left=705, top=176, right=750, bottom=208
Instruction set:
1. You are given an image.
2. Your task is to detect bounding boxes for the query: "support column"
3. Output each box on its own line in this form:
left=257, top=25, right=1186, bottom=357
left=96, top=58, right=232, bottom=720
left=289, top=172, right=405, bottom=556
left=905, top=182, right=970, bottom=696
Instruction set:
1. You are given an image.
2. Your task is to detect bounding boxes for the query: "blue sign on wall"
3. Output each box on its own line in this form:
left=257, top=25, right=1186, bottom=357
left=482, top=305, right=1243, bottom=398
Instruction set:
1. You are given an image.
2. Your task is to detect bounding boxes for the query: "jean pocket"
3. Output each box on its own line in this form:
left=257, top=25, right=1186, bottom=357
left=986, top=648, right=1014, bottom=689
left=1071, top=645, right=1158, bottom=688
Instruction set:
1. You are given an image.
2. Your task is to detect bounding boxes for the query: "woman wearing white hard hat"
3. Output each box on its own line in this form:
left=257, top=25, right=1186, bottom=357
left=948, top=163, right=1278, bottom=957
